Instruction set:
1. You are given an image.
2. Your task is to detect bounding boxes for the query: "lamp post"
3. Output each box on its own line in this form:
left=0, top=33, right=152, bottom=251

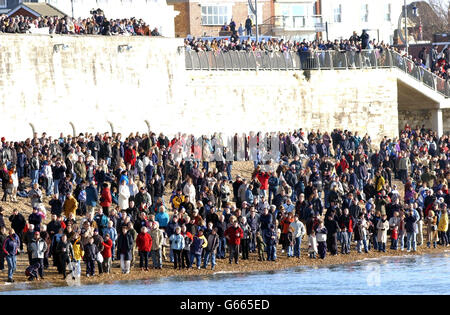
left=404, top=0, right=408, bottom=56
left=255, top=0, right=258, bottom=43
left=402, top=1, right=418, bottom=56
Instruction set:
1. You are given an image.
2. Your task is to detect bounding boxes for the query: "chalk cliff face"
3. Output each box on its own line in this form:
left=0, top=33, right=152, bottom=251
left=0, top=34, right=400, bottom=144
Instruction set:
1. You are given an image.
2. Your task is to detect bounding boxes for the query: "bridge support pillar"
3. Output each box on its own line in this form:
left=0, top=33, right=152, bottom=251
left=431, top=108, right=443, bottom=137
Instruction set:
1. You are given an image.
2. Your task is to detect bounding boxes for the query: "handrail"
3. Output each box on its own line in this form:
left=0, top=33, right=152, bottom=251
left=184, top=48, right=449, bottom=98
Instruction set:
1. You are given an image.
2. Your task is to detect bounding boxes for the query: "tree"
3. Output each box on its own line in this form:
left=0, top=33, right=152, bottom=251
left=416, top=0, right=449, bottom=41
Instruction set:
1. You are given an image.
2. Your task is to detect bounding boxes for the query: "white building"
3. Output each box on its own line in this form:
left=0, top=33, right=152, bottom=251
left=271, top=0, right=324, bottom=39
left=321, top=0, right=404, bottom=44
left=22, top=0, right=178, bottom=37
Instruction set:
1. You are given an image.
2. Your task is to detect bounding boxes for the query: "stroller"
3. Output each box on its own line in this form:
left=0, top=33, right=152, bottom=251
left=25, top=262, right=40, bottom=281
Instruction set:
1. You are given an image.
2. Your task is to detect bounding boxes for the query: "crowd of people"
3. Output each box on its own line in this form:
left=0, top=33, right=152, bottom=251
left=185, top=29, right=450, bottom=83
left=0, top=8, right=161, bottom=36
left=416, top=46, right=450, bottom=81
left=185, top=30, right=389, bottom=56
left=0, top=124, right=448, bottom=283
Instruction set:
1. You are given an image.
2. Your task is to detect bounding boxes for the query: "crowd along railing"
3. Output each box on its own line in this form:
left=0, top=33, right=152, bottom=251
left=184, top=49, right=449, bottom=98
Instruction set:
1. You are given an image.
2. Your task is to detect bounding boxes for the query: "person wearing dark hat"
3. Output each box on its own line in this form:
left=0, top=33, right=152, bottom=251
left=29, top=231, right=47, bottom=279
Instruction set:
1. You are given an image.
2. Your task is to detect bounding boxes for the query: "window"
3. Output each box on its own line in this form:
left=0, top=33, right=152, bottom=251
left=333, top=4, right=342, bottom=23
left=0, top=0, right=7, bottom=7
left=385, top=3, right=391, bottom=21
left=201, top=5, right=231, bottom=26
left=361, top=4, right=368, bottom=22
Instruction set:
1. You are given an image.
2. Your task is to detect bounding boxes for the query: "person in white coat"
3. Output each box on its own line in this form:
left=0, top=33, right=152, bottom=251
left=377, top=214, right=390, bottom=252
left=182, top=177, right=196, bottom=204
left=118, top=179, right=130, bottom=210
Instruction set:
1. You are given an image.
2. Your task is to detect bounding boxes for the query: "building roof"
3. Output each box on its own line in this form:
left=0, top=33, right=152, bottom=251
left=7, top=3, right=68, bottom=18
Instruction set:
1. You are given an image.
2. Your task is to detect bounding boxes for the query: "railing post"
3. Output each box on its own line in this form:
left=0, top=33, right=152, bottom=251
left=253, top=51, right=258, bottom=71
left=315, top=52, right=320, bottom=70
left=329, top=51, right=334, bottom=70
left=243, top=51, right=249, bottom=70
left=344, top=51, right=348, bottom=69
left=187, top=50, right=194, bottom=70
left=221, top=52, right=227, bottom=71
left=373, top=50, right=377, bottom=69
left=207, top=52, right=211, bottom=71
left=211, top=51, right=217, bottom=70
left=196, top=52, right=202, bottom=70
left=236, top=51, right=241, bottom=70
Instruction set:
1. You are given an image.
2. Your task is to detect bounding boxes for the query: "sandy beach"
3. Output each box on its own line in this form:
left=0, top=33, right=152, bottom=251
left=0, top=161, right=447, bottom=289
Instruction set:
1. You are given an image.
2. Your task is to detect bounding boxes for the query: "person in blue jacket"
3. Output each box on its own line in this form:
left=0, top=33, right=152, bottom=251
left=169, top=226, right=185, bottom=269
left=85, top=181, right=98, bottom=214
left=3, top=228, right=20, bottom=282
left=155, top=206, right=169, bottom=229
left=265, top=224, right=278, bottom=261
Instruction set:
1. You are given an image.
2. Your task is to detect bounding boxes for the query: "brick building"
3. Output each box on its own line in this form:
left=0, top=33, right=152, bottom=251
left=168, top=0, right=274, bottom=38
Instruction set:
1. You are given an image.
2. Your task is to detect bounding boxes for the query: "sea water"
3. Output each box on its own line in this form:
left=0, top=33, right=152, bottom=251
left=1, top=252, right=449, bottom=295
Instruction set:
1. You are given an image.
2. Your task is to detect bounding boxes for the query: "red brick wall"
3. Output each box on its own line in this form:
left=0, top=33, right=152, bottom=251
left=173, top=2, right=190, bottom=38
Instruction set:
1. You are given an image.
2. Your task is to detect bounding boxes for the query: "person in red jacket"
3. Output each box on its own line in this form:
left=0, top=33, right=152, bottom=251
left=124, top=145, right=137, bottom=168
left=256, top=171, right=270, bottom=197
left=224, top=220, right=243, bottom=264
left=136, top=226, right=152, bottom=271
left=101, top=234, right=113, bottom=273
left=100, top=183, right=112, bottom=216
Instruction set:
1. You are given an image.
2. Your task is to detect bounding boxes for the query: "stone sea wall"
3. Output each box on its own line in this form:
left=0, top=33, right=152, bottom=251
left=0, top=34, right=399, bottom=144
left=399, top=109, right=450, bottom=133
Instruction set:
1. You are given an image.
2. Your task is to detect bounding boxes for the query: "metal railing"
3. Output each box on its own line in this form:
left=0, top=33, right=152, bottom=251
left=185, top=48, right=450, bottom=98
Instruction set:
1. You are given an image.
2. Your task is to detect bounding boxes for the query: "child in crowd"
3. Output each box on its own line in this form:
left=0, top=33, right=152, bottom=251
left=266, top=224, right=278, bottom=261
left=286, top=229, right=294, bottom=258
left=256, top=231, right=266, bottom=261
left=316, top=222, right=327, bottom=259
left=308, top=230, right=318, bottom=259
left=25, top=262, right=40, bottom=281
left=391, top=225, right=398, bottom=250
left=341, top=226, right=349, bottom=254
